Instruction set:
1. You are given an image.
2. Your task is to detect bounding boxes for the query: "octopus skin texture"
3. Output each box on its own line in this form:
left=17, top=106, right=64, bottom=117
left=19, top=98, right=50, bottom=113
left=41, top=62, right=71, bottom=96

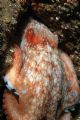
left=3, top=19, right=80, bottom=120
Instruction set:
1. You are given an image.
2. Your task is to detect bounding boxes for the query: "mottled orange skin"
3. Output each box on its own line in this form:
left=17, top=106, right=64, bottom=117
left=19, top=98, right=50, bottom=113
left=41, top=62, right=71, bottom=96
left=3, top=19, right=80, bottom=120
left=26, top=28, right=43, bottom=46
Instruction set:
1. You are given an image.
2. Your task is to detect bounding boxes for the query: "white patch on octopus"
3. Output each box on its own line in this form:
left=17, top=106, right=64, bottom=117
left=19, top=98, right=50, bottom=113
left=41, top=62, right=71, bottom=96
left=3, top=75, right=14, bottom=90
left=4, top=75, right=18, bottom=95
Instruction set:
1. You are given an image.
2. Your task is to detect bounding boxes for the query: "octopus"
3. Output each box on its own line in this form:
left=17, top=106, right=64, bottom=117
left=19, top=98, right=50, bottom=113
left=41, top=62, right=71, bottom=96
left=3, top=19, right=80, bottom=120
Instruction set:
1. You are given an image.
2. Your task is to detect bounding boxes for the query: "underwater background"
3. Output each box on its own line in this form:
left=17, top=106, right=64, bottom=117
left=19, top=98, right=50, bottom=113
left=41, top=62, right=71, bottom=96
left=0, top=0, right=80, bottom=120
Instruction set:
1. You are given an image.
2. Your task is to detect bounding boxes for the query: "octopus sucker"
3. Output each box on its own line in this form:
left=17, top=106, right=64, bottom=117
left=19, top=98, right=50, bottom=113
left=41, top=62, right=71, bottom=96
left=3, top=19, right=80, bottom=120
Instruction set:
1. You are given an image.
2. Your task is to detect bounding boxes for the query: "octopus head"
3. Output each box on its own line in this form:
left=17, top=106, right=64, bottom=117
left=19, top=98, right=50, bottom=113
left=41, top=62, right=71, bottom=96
left=22, top=19, right=58, bottom=48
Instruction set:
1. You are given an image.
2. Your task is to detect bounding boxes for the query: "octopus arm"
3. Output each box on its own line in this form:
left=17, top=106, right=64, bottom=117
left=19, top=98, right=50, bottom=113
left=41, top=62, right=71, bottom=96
left=60, top=51, right=80, bottom=109
left=4, top=45, right=22, bottom=91
left=3, top=92, right=37, bottom=120
left=3, top=91, right=23, bottom=120
left=3, top=81, right=48, bottom=120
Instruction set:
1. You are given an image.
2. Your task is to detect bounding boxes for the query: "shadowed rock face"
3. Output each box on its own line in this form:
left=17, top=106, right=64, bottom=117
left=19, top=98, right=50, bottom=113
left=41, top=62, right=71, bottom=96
left=3, top=19, right=80, bottom=120
left=0, top=0, right=27, bottom=75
